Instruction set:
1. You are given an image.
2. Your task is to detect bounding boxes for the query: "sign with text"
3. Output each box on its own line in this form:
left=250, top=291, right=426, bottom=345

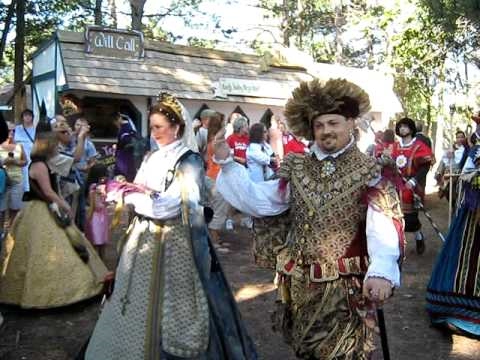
left=85, top=26, right=144, bottom=59
left=214, top=78, right=297, bottom=99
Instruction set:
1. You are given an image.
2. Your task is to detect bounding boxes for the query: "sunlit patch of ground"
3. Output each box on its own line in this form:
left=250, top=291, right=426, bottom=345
left=450, top=335, right=480, bottom=359
left=234, top=283, right=276, bottom=302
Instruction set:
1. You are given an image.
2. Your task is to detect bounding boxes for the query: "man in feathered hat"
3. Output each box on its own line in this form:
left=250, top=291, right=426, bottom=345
left=392, top=117, right=433, bottom=254
left=214, top=78, right=405, bottom=359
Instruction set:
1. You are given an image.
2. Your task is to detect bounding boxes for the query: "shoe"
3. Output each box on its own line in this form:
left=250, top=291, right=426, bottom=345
left=225, top=219, right=234, bottom=231
left=216, top=246, right=230, bottom=254
left=416, top=232, right=425, bottom=255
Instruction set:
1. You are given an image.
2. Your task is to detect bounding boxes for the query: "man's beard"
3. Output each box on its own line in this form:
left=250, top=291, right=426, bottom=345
left=399, top=132, right=411, bottom=139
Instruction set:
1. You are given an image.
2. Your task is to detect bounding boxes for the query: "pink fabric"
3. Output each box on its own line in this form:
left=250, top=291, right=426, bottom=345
left=85, top=183, right=110, bottom=246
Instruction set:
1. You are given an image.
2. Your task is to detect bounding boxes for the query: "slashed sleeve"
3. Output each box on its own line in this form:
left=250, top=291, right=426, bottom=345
left=365, top=179, right=404, bottom=287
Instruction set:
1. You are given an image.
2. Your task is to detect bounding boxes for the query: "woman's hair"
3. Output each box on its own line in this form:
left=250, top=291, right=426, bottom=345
left=207, top=112, right=224, bottom=142
left=86, top=163, right=109, bottom=189
left=249, top=123, right=266, bottom=144
left=149, top=102, right=186, bottom=138
left=456, top=130, right=466, bottom=137
left=31, top=132, right=58, bottom=159
left=21, top=109, right=33, bottom=119
left=233, top=116, right=248, bottom=133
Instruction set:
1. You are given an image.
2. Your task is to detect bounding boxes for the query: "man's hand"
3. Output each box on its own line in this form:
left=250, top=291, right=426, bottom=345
left=213, top=128, right=230, bottom=161
left=78, top=124, right=90, bottom=139
left=363, top=277, right=393, bottom=303
left=382, top=147, right=393, bottom=157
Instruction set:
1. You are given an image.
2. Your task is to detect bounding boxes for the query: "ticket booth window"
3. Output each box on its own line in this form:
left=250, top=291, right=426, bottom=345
left=79, top=97, right=141, bottom=139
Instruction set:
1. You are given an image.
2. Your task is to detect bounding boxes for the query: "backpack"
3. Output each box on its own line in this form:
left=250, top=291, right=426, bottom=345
left=0, top=168, right=7, bottom=194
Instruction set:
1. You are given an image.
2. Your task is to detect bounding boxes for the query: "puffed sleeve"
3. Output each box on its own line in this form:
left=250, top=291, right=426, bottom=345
left=365, top=179, right=405, bottom=287
left=215, top=156, right=290, bottom=218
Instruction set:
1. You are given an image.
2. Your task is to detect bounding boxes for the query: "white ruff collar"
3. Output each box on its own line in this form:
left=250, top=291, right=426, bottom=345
left=399, top=137, right=416, bottom=148
left=310, top=136, right=355, bottom=160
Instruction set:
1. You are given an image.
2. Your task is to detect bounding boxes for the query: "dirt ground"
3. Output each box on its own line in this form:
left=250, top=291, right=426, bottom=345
left=0, top=194, right=479, bottom=359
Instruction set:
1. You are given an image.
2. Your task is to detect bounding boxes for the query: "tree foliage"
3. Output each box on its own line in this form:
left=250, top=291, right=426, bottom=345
left=0, top=0, right=96, bottom=85
left=257, top=1, right=400, bottom=68
left=391, top=11, right=450, bottom=126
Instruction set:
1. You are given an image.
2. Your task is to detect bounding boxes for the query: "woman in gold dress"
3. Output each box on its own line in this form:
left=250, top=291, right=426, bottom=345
left=0, top=130, right=108, bottom=309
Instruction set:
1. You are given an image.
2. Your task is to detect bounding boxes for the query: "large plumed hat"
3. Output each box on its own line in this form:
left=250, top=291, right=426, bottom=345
left=284, top=78, right=370, bottom=140
left=395, top=117, right=417, bottom=137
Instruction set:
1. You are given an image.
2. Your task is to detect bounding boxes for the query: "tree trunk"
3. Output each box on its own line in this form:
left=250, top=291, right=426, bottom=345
left=297, top=0, right=304, bottom=49
left=0, top=0, right=16, bottom=66
left=130, top=0, right=146, bottom=31
left=367, top=32, right=374, bottom=69
left=94, top=0, right=103, bottom=25
left=334, top=2, right=344, bottom=64
left=108, top=0, right=117, bottom=28
left=14, top=0, right=25, bottom=122
left=281, top=0, right=290, bottom=46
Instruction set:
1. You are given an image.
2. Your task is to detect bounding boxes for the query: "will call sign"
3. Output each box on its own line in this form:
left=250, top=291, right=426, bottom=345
left=85, top=26, right=145, bottom=59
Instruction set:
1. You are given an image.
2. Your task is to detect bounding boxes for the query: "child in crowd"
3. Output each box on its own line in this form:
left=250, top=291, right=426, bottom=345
left=85, top=164, right=110, bottom=259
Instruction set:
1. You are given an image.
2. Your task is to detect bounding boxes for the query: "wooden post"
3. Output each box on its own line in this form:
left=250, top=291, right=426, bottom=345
left=448, top=105, right=455, bottom=226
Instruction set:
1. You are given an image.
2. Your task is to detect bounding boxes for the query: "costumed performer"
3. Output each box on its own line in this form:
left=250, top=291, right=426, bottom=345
left=0, top=129, right=108, bottom=308
left=426, top=144, right=480, bottom=338
left=215, top=78, right=405, bottom=359
left=84, top=93, right=257, bottom=360
left=391, top=117, right=433, bottom=255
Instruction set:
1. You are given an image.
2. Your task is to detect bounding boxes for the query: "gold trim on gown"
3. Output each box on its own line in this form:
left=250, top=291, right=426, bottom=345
left=0, top=200, right=108, bottom=309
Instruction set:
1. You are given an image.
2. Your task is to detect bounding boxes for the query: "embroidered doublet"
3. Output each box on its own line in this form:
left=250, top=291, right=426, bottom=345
left=278, top=147, right=380, bottom=267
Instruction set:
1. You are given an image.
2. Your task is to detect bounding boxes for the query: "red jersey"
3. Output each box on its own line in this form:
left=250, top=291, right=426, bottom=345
left=226, top=133, right=249, bottom=161
left=392, top=138, right=433, bottom=178
left=391, top=138, right=433, bottom=209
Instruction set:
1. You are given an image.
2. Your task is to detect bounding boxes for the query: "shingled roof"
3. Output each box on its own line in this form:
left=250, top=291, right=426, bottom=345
left=56, top=31, right=311, bottom=105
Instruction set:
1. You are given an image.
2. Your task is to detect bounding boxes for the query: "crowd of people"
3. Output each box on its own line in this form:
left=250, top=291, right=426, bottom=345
left=0, top=77, right=478, bottom=359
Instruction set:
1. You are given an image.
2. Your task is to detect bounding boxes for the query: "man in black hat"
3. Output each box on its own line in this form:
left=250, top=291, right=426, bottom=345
left=392, top=117, right=433, bottom=254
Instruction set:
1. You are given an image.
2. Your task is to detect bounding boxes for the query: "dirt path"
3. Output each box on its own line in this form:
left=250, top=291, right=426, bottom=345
left=0, top=195, right=478, bottom=359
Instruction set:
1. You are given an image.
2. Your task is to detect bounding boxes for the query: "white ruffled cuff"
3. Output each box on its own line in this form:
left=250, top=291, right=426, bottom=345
left=365, top=255, right=400, bottom=287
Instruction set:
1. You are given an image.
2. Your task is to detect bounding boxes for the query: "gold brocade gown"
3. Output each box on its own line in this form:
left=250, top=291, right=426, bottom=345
left=0, top=199, right=108, bottom=308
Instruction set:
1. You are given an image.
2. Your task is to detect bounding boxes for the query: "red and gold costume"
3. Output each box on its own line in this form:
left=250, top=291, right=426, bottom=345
left=217, top=78, right=405, bottom=359
left=392, top=138, right=433, bottom=231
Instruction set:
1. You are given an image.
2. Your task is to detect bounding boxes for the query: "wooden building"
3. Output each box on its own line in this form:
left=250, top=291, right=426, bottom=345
left=31, top=27, right=311, bottom=140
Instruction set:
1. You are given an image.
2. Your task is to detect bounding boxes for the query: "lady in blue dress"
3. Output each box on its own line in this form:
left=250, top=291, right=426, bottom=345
left=426, top=145, right=480, bottom=337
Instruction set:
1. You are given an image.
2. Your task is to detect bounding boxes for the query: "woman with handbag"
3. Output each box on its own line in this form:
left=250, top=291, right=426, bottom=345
left=83, top=93, right=257, bottom=360
left=0, top=130, right=108, bottom=309
left=0, top=121, right=27, bottom=240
